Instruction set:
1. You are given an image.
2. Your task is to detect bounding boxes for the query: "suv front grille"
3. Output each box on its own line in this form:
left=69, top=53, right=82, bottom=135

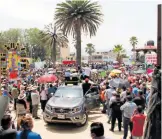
left=54, top=108, right=71, bottom=114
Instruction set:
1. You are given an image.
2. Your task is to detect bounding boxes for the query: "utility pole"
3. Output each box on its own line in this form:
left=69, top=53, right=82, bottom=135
left=157, top=4, right=161, bottom=66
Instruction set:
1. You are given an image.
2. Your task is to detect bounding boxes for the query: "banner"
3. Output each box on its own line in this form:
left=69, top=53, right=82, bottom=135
left=145, top=54, right=157, bottom=64
left=8, top=51, right=19, bottom=71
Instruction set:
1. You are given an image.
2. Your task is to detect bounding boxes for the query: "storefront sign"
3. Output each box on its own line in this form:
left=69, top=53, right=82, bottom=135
left=145, top=54, right=157, bottom=64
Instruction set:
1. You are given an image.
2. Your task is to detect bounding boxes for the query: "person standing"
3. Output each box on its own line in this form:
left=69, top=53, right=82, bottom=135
left=109, top=94, right=123, bottom=132
left=83, top=65, right=91, bottom=79
left=131, top=106, right=146, bottom=139
left=120, top=95, right=137, bottom=139
left=133, top=90, right=145, bottom=110
left=132, top=84, right=138, bottom=98
left=11, top=84, right=19, bottom=110
left=16, top=92, right=27, bottom=117
left=105, top=86, right=116, bottom=122
left=31, top=87, right=40, bottom=119
left=40, top=86, right=48, bottom=112
left=82, top=78, right=91, bottom=95
left=108, top=91, right=117, bottom=123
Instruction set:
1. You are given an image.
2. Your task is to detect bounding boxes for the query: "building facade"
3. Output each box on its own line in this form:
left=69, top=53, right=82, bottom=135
left=89, top=51, right=117, bottom=63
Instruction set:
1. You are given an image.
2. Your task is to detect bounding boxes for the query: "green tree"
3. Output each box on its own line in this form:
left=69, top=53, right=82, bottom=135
left=85, top=43, right=95, bottom=63
left=0, top=29, right=23, bottom=51
left=130, top=36, right=138, bottom=51
left=41, top=23, right=68, bottom=64
left=113, top=44, right=126, bottom=63
left=24, top=28, right=47, bottom=60
left=55, top=0, right=103, bottom=65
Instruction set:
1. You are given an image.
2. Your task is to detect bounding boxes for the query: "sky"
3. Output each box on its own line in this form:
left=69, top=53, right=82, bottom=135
left=0, top=0, right=161, bottom=55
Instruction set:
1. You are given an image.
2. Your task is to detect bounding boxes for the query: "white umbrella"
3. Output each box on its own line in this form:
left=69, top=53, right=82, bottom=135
left=48, top=71, right=55, bottom=74
left=91, top=69, right=98, bottom=73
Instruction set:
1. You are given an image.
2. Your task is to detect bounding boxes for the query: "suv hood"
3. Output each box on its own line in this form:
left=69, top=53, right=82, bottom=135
left=48, top=97, right=83, bottom=108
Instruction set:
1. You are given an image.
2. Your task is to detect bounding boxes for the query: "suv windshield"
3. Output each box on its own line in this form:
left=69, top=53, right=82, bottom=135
left=54, top=87, right=83, bottom=98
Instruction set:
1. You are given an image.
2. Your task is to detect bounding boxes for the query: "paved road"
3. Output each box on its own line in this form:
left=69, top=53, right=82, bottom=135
left=32, top=110, right=124, bottom=139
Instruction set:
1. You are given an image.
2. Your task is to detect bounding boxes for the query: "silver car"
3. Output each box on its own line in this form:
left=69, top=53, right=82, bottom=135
left=43, top=85, right=100, bottom=126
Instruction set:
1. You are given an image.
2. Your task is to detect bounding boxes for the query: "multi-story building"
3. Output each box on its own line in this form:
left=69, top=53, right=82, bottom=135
left=89, top=51, right=117, bottom=63
left=57, top=46, right=70, bottom=61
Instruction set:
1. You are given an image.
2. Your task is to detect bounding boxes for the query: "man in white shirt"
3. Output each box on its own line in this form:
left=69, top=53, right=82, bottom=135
left=31, top=87, right=40, bottom=119
left=120, top=86, right=127, bottom=102
left=83, top=66, right=91, bottom=79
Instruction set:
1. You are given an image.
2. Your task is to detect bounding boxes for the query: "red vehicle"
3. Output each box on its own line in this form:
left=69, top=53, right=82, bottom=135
left=62, top=60, right=76, bottom=65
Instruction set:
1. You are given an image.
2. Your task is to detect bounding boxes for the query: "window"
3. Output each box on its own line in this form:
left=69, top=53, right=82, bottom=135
left=55, top=87, right=83, bottom=98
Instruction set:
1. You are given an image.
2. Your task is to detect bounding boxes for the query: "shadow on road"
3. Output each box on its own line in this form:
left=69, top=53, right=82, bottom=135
left=45, top=123, right=88, bottom=134
left=88, top=115, right=102, bottom=122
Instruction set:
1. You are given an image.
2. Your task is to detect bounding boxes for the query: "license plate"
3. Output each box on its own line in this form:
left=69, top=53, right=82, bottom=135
left=57, top=114, right=65, bottom=119
left=70, top=77, right=72, bottom=80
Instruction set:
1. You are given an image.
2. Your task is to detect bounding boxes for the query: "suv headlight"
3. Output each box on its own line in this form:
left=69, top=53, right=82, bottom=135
left=46, top=104, right=52, bottom=112
left=72, top=106, right=82, bottom=113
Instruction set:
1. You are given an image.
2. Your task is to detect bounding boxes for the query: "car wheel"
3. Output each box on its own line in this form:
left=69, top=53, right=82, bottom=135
left=43, top=116, right=51, bottom=124
left=76, top=113, right=88, bottom=127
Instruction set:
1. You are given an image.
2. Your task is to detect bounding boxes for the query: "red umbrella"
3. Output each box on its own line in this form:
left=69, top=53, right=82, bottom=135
left=37, top=74, right=57, bottom=83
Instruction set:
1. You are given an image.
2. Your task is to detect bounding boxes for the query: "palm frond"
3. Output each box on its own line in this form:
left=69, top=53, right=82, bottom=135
left=54, top=0, right=103, bottom=37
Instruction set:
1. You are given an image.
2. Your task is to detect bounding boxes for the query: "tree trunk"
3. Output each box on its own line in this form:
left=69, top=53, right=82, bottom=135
left=75, top=24, right=81, bottom=66
left=52, top=38, right=56, bottom=65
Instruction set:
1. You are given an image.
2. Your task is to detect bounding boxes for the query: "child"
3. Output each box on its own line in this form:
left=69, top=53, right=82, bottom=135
left=131, top=105, right=146, bottom=139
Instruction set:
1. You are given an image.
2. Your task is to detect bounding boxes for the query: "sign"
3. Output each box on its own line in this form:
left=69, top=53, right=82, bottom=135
left=145, top=54, right=157, bottom=64
left=8, top=51, right=19, bottom=71
left=62, top=60, right=76, bottom=65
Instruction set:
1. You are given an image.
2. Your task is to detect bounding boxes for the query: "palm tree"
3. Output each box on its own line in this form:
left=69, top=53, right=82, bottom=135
left=41, top=23, right=68, bottom=64
left=113, top=44, right=126, bottom=63
left=85, top=43, right=95, bottom=63
left=130, top=36, right=138, bottom=51
left=55, top=0, right=103, bottom=65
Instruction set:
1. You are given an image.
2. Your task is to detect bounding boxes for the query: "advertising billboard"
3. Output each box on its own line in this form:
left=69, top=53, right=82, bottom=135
left=145, top=54, right=157, bottom=64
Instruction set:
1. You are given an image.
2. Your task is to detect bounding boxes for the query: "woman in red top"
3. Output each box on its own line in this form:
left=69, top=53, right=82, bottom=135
left=131, top=106, right=146, bottom=139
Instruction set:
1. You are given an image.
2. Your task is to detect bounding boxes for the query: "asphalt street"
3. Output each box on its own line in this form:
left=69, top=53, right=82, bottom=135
left=32, top=110, right=125, bottom=139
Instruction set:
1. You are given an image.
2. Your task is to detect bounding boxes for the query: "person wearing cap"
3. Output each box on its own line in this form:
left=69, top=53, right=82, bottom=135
left=120, top=95, right=137, bottom=139
left=16, top=92, right=27, bottom=117
left=82, top=78, right=91, bottom=95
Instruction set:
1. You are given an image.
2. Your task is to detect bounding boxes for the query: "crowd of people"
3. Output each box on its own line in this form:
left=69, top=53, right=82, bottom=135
left=0, top=63, right=153, bottom=139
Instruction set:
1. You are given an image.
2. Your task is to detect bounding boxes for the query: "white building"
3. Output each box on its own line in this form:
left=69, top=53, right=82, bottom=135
left=90, top=51, right=117, bottom=63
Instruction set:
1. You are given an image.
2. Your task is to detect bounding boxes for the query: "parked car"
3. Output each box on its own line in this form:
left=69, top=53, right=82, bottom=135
left=43, top=85, right=100, bottom=126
